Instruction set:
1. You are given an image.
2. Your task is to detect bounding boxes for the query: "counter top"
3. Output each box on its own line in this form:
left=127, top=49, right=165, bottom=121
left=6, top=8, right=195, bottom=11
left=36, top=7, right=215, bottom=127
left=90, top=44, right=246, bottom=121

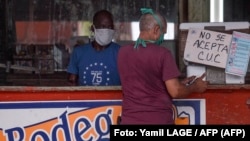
left=0, top=86, right=122, bottom=92
left=0, top=84, right=250, bottom=92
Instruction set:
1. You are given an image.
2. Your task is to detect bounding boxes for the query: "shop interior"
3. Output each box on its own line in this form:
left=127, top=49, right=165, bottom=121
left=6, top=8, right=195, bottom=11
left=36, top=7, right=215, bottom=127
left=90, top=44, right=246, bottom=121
left=0, top=0, right=249, bottom=86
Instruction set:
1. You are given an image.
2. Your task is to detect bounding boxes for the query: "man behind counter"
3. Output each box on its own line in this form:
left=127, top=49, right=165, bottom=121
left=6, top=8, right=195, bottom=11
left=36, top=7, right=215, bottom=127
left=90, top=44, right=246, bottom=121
left=67, top=9, right=121, bottom=86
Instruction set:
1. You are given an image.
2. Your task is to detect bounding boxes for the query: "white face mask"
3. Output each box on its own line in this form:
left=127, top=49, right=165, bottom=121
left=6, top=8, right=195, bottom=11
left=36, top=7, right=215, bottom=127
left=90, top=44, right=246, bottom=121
left=94, top=28, right=115, bottom=46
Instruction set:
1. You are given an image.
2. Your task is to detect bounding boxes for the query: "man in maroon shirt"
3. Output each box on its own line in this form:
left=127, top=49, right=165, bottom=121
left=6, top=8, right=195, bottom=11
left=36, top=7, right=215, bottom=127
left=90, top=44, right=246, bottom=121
left=117, top=8, right=208, bottom=124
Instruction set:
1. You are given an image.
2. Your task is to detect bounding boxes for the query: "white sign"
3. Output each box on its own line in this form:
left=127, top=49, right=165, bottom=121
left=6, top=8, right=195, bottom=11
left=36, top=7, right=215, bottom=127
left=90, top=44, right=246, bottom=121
left=184, top=28, right=232, bottom=68
left=173, top=99, right=206, bottom=125
left=0, top=99, right=206, bottom=141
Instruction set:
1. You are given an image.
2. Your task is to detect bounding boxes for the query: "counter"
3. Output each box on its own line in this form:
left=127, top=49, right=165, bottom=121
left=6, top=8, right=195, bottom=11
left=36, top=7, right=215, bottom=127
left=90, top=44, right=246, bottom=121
left=0, top=85, right=249, bottom=124
left=0, top=86, right=250, bottom=140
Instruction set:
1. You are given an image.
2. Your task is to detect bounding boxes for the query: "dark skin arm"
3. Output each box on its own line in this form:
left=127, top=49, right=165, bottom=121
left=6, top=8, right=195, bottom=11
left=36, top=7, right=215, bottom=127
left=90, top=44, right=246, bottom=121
left=68, top=74, right=78, bottom=86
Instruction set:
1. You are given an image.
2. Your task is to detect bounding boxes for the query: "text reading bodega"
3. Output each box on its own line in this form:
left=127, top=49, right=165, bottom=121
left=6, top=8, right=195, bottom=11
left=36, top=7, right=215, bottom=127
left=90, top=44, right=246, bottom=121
left=166, top=129, right=192, bottom=136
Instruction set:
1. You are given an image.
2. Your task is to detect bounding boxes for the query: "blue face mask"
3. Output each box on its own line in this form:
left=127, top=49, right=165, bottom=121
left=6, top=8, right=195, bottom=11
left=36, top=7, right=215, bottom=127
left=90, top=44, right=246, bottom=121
left=134, top=8, right=164, bottom=49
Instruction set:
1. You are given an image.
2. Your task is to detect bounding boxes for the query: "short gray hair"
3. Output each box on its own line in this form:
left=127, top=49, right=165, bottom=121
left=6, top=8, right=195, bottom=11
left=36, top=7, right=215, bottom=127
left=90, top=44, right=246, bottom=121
left=139, top=12, right=166, bottom=31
